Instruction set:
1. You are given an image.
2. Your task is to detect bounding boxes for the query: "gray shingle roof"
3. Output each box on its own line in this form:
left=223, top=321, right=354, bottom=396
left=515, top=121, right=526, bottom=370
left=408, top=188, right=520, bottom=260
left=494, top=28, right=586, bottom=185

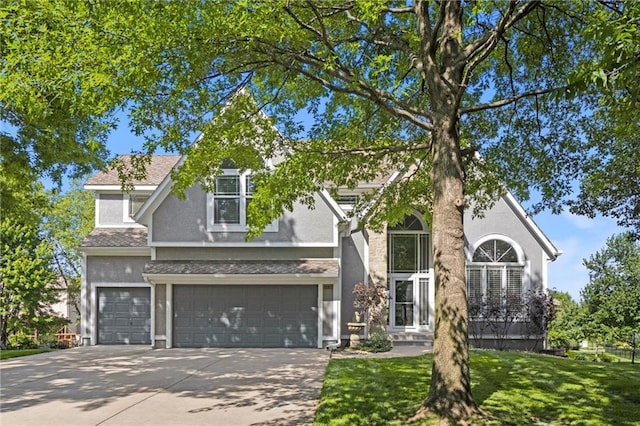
left=85, top=155, right=181, bottom=186
left=80, top=228, right=148, bottom=248
left=144, top=259, right=339, bottom=276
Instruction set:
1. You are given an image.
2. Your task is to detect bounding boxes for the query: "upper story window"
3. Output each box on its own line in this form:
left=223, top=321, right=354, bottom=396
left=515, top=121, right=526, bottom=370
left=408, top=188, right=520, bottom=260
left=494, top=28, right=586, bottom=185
left=388, top=214, right=430, bottom=274
left=212, top=172, right=254, bottom=225
left=207, top=168, right=277, bottom=232
left=121, top=192, right=151, bottom=225
left=337, top=194, right=359, bottom=212
left=472, top=239, right=519, bottom=263
left=467, top=237, right=525, bottom=311
left=128, top=194, right=150, bottom=218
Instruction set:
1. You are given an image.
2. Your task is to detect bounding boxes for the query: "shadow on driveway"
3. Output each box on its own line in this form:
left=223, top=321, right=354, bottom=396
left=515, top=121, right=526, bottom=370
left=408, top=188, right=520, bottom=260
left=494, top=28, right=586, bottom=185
left=0, top=346, right=329, bottom=425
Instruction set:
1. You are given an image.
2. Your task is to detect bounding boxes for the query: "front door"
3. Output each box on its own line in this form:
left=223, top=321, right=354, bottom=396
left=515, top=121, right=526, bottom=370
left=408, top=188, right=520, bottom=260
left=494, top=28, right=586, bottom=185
left=387, top=214, right=432, bottom=331
left=391, top=278, right=415, bottom=328
left=389, top=275, right=431, bottom=330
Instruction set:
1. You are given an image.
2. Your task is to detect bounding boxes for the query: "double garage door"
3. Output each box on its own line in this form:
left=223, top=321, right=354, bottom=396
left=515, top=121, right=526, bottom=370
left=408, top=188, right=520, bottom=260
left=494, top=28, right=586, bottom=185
left=173, top=285, right=318, bottom=348
left=98, top=287, right=151, bottom=345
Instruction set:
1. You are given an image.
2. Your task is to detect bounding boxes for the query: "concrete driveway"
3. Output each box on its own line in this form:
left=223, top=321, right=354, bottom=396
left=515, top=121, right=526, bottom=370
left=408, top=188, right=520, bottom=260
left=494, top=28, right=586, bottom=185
left=0, top=346, right=329, bottom=425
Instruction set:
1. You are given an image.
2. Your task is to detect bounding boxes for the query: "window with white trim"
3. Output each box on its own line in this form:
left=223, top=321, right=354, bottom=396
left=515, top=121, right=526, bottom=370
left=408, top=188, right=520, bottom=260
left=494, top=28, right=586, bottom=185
left=388, top=214, right=429, bottom=273
left=128, top=194, right=149, bottom=218
left=207, top=169, right=277, bottom=232
left=336, top=194, right=359, bottom=212
left=467, top=239, right=524, bottom=310
left=123, top=193, right=150, bottom=223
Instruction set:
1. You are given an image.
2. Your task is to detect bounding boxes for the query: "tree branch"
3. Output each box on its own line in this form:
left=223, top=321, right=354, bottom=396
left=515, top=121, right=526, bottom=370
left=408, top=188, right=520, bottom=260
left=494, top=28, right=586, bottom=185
left=462, top=1, right=540, bottom=82
left=293, top=142, right=430, bottom=157
left=454, top=1, right=541, bottom=111
left=250, top=38, right=434, bottom=129
left=274, top=3, right=434, bottom=130
left=278, top=57, right=434, bottom=131
left=381, top=6, right=414, bottom=14
left=460, top=87, right=558, bottom=114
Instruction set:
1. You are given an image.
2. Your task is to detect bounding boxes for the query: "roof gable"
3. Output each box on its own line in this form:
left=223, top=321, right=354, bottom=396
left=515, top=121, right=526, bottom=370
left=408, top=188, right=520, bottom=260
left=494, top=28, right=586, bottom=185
left=85, top=155, right=180, bottom=187
left=502, top=191, right=562, bottom=261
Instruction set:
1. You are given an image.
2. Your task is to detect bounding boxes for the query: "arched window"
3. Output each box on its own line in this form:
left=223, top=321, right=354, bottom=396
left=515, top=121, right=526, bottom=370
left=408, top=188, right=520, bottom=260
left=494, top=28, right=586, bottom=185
left=388, top=214, right=429, bottom=273
left=467, top=238, right=524, bottom=310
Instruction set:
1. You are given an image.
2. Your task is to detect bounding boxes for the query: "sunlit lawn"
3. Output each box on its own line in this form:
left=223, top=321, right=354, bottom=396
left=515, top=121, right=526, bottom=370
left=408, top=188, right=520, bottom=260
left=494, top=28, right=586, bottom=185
left=314, top=350, right=640, bottom=425
left=0, top=348, right=51, bottom=360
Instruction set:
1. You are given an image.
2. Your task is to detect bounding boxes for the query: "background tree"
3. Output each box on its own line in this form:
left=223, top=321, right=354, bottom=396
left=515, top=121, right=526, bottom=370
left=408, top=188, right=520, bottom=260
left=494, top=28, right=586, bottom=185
left=581, top=233, right=640, bottom=349
left=546, top=290, right=585, bottom=350
left=2, top=0, right=636, bottom=421
left=0, top=219, right=59, bottom=349
left=41, top=183, right=95, bottom=323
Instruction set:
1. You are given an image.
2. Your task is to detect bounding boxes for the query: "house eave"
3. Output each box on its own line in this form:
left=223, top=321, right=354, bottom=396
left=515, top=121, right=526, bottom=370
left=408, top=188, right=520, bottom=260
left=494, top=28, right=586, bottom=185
left=79, top=247, right=152, bottom=256
left=84, top=184, right=159, bottom=192
left=143, top=273, right=338, bottom=285
left=503, top=191, right=562, bottom=261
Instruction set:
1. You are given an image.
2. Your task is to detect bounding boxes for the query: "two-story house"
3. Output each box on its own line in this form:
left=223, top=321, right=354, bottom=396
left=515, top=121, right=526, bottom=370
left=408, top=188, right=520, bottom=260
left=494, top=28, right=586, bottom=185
left=80, top=154, right=560, bottom=349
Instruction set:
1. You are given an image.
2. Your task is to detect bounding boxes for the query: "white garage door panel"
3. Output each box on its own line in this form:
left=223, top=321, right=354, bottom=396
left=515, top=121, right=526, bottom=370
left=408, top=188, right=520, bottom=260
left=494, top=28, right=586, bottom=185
left=173, top=285, right=318, bottom=348
left=98, top=287, right=151, bottom=345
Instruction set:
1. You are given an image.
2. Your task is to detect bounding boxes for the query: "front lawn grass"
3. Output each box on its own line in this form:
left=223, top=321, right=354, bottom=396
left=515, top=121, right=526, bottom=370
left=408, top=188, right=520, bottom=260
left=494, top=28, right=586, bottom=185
left=315, top=350, right=640, bottom=425
left=0, top=348, right=52, bottom=360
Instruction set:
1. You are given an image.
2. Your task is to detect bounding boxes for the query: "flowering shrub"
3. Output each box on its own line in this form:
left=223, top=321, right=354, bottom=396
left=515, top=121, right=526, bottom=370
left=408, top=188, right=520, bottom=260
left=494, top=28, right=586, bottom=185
left=353, top=281, right=388, bottom=333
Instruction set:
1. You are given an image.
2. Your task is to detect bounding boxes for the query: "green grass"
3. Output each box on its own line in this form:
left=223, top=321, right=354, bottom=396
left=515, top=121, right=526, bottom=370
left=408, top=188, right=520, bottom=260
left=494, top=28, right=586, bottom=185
left=0, top=348, right=51, bottom=360
left=315, top=350, right=640, bottom=425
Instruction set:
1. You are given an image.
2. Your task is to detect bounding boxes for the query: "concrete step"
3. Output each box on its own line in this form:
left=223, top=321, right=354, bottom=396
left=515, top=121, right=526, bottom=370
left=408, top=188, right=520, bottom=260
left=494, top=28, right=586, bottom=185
left=390, top=333, right=434, bottom=347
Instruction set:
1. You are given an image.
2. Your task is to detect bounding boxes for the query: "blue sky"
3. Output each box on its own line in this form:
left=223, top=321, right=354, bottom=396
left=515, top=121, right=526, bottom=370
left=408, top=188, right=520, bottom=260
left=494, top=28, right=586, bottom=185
left=533, top=210, right=623, bottom=301
left=102, top=121, right=626, bottom=302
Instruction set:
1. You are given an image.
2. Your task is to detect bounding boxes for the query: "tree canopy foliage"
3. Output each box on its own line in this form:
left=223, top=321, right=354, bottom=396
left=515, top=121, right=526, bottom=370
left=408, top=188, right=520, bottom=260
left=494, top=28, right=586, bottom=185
left=567, top=2, right=640, bottom=232
left=2, top=0, right=638, bottom=420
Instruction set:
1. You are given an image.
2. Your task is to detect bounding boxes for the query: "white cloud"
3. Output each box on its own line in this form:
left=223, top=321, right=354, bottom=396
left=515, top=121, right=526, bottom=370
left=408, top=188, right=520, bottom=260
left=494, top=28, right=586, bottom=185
left=560, top=211, right=593, bottom=230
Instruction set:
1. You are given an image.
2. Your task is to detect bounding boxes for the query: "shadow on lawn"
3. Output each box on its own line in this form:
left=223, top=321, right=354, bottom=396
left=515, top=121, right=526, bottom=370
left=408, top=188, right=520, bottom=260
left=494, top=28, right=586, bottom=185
left=315, top=356, right=432, bottom=425
left=471, top=350, right=640, bottom=425
left=316, top=351, right=640, bottom=425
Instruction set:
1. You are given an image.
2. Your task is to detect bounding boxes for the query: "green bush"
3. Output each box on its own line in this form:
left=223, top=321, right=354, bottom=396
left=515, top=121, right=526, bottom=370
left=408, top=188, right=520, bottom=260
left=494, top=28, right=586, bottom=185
left=7, top=332, right=37, bottom=349
left=598, top=353, right=616, bottom=363
left=358, top=333, right=393, bottom=353
left=566, top=350, right=619, bottom=363
left=567, top=350, right=592, bottom=361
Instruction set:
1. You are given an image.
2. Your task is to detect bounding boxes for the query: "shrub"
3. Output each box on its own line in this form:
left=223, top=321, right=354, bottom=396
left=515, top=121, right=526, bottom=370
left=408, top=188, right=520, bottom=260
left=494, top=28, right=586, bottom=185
left=352, top=281, right=388, bottom=334
left=358, top=333, right=393, bottom=353
left=567, top=350, right=591, bottom=361
left=598, top=353, right=617, bottom=363
left=566, top=350, right=618, bottom=363
left=8, top=332, right=37, bottom=349
left=38, top=334, right=59, bottom=348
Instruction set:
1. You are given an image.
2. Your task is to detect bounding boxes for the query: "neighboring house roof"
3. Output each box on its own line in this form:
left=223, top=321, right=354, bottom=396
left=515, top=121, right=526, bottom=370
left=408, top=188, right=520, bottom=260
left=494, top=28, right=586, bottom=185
left=85, top=155, right=181, bottom=186
left=144, top=259, right=339, bottom=277
left=80, top=228, right=148, bottom=247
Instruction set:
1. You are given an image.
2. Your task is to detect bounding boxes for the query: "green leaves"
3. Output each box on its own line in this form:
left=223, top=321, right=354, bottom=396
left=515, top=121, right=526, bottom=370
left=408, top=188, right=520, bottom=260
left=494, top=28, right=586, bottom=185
left=0, top=218, right=59, bottom=347
left=581, top=233, right=640, bottom=345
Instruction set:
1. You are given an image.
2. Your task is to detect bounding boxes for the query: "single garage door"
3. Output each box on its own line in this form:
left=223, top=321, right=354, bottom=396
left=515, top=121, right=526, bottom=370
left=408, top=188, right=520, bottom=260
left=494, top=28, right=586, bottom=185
left=173, top=285, right=318, bottom=348
left=98, top=287, right=151, bottom=344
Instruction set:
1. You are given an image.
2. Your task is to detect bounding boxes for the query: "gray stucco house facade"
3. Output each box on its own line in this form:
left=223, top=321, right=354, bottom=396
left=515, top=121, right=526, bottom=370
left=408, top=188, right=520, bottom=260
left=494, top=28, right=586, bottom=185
left=80, top=154, right=561, bottom=349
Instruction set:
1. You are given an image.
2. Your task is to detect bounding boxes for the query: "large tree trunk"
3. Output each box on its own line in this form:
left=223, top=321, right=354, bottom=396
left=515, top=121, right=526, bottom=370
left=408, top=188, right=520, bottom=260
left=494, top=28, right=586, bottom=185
left=416, top=1, right=478, bottom=420
left=422, top=117, right=477, bottom=420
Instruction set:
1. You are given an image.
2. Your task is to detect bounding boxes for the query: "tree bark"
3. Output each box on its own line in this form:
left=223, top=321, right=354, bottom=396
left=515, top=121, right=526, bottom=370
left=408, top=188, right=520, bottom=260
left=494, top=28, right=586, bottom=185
left=416, top=1, right=478, bottom=420
left=421, top=116, right=477, bottom=420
